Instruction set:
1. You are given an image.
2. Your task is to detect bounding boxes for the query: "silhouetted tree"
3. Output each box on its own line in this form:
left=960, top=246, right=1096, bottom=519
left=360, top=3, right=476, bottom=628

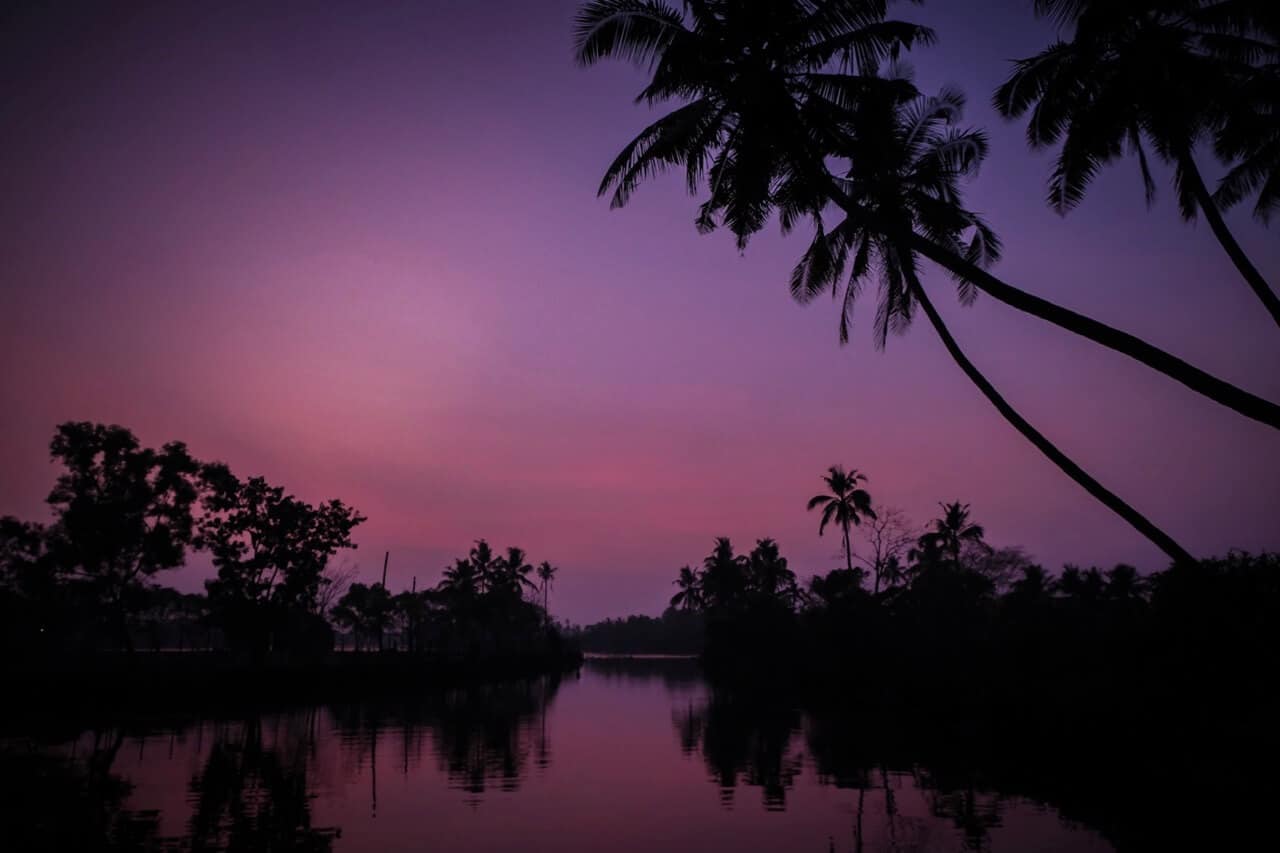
left=197, top=463, right=364, bottom=656
left=573, top=0, right=1280, bottom=433
left=701, top=538, right=748, bottom=611
left=332, top=582, right=394, bottom=652
left=791, top=78, right=1194, bottom=565
left=917, top=502, right=987, bottom=571
left=0, top=516, right=71, bottom=651
left=439, top=557, right=479, bottom=602
left=995, top=0, right=1280, bottom=328
left=671, top=565, right=703, bottom=611
left=468, top=539, right=498, bottom=595
left=854, top=505, right=914, bottom=594
left=536, top=561, right=558, bottom=616
left=807, top=466, right=875, bottom=572
left=745, top=538, right=799, bottom=604
left=496, top=546, right=539, bottom=598
left=42, top=422, right=199, bottom=650
left=1214, top=42, right=1280, bottom=222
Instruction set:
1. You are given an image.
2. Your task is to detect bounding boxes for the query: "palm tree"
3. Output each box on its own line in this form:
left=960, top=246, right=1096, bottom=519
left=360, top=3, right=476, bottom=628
left=1214, top=43, right=1280, bottom=223
left=469, top=539, right=497, bottom=594
left=918, top=502, right=987, bottom=571
left=746, top=538, right=798, bottom=603
left=701, top=537, right=747, bottom=610
left=574, top=0, right=1280, bottom=431
left=536, top=561, right=558, bottom=614
left=497, top=546, right=539, bottom=597
left=439, top=557, right=478, bottom=599
left=670, top=564, right=703, bottom=611
left=807, top=465, right=876, bottom=572
left=994, top=0, right=1280, bottom=329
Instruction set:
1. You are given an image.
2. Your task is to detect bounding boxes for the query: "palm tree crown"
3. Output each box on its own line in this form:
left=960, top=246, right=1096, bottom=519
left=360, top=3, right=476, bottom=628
left=670, top=564, right=703, bottom=611
left=536, top=560, right=558, bottom=613
left=916, top=501, right=986, bottom=570
left=790, top=80, right=999, bottom=346
left=807, top=465, right=875, bottom=571
left=574, top=0, right=933, bottom=246
left=994, top=0, right=1280, bottom=326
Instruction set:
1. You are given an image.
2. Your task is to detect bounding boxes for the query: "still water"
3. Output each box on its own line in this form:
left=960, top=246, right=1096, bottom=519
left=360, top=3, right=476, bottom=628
left=5, top=657, right=1113, bottom=852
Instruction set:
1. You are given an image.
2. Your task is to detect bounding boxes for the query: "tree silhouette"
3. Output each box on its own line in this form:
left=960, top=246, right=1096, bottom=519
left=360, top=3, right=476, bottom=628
left=496, top=546, right=539, bottom=598
left=43, top=422, right=199, bottom=650
left=1214, top=40, right=1280, bottom=222
left=995, top=0, right=1280, bottom=329
left=198, top=463, right=365, bottom=655
left=807, top=465, right=876, bottom=572
left=469, top=540, right=498, bottom=595
left=917, top=502, right=987, bottom=571
left=536, top=561, right=558, bottom=616
left=853, top=505, right=914, bottom=595
left=670, top=564, right=703, bottom=611
left=332, top=582, right=394, bottom=651
left=746, top=538, right=799, bottom=603
left=573, top=0, right=1280, bottom=431
left=790, top=82, right=1194, bottom=564
left=701, top=537, right=748, bottom=611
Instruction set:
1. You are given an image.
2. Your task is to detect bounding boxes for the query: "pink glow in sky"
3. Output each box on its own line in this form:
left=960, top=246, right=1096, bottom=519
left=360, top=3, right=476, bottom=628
left=2, top=1, right=1278, bottom=623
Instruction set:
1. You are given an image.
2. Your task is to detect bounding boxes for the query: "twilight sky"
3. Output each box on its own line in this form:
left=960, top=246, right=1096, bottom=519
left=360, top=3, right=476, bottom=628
left=2, top=0, right=1277, bottom=624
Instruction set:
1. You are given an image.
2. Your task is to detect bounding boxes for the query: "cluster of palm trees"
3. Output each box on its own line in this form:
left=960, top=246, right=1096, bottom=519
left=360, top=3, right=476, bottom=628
left=673, top=485, right=1004, bottom=613
left=574, top=0, right=1278, bottom=566
left=438, top=541, right=557, bottom=604
left=670, top=537, right=801, bottom=611
left=332, top=539, right=562, bottom=653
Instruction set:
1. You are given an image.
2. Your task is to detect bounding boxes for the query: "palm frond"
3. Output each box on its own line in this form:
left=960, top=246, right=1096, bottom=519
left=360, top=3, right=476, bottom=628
left=573, top=0, right=687, bottom=67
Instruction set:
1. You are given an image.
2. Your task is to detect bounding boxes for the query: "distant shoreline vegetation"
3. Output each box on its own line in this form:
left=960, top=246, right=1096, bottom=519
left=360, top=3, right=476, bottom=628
left=573, top=466, right=1277, bottom=720
left=0, top=422, right=580, bottom=708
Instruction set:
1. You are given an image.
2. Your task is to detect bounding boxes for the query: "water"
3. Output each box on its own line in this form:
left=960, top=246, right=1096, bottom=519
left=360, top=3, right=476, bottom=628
left=3, top=657, right=1114, bottom=852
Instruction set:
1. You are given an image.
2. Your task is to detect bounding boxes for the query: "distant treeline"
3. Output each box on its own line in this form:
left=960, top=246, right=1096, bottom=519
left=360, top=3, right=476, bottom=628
left=653, top=491, right=1278, bottom=723
left=575, top=609, right=703, bottom=655
left=0, top=422, right=574, bottom=675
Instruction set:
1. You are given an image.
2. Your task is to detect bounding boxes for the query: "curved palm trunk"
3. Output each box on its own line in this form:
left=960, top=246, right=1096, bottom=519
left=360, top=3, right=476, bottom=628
left=843, top=522, right=853, bottom=572
left=906, top=268, right=1195, bottom=567
left=1178, top=153, right=1280, bottom=331
left=906, top=235, right=1280, bottom=431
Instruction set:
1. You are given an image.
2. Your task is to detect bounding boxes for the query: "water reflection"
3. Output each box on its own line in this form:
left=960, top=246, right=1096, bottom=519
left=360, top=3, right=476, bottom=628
left=670, top=678, right=1105, bottom=852
left=329, top=675, right=561, bottom=801
left=0, top=663, right=1113, bottom=852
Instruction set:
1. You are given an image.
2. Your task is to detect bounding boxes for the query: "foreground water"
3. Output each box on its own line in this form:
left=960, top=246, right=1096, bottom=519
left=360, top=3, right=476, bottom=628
left=5, top=657, right=1114, bottom=852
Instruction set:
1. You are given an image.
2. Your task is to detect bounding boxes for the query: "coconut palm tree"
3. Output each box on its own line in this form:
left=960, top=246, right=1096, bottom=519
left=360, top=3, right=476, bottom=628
left=497, top=546, right=539, bottom=597
left=469, top=539, right=497, bottom=595
left=438, top=558, right=478, bottom=600
left=918, top=502, right=987, bottom=571
left=536, top=561, right=558, bottom=614
left=994, top=0, right=1280, bottom=329
left=1214, top=46, right=1280, bottom=223
left=701, top=537, right=747, bottom=609
left=746, top=538, right=799, bottom=603
left=793, top=82, right=1192, bottom=563
left=670, top=564, right=703, bottom=611
left=807, top=465, right=875, bottom=572
left=574, top=0, right=1280, bottom=431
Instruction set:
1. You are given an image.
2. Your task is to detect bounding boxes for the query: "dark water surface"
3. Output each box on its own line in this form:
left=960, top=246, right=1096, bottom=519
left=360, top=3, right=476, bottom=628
left=4, top=657, right=1114, bottom=852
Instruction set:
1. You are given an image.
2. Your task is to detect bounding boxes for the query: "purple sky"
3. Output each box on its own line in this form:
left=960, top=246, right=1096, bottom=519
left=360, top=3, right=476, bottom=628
left=2, top=0, right=1277, bottom=624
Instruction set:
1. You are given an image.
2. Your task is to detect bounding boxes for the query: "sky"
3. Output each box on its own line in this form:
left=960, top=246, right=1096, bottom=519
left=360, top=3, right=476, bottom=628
left=1, top=0, right=1277, bottom=625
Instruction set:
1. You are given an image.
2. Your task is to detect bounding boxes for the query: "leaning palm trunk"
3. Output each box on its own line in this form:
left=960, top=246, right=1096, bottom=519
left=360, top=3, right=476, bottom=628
left=817, top=187, right=1280, bottom=430
left=904, top=234, right=1280, bottom=430
left=1177, top=153, right=1280, bottom=332
left=904, top=266, right=1195, bottom=566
